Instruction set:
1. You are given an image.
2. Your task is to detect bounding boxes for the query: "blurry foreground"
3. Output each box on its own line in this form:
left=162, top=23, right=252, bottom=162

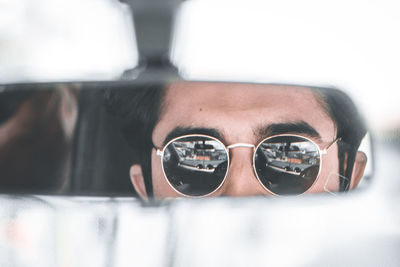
left=0, top=137, right=399, bottom=267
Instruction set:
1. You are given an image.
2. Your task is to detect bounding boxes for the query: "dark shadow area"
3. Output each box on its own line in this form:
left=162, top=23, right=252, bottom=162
left=0, top=83, right=137, bottom=196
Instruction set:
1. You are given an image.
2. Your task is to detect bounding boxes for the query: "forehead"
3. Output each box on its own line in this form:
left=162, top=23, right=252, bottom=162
left=153, top=82, right=335, bottom=144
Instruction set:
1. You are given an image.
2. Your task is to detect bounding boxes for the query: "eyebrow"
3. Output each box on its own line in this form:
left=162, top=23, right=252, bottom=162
left=161, top=121, right=321, bottom=148
left=257, top=121, right=321, bottom=141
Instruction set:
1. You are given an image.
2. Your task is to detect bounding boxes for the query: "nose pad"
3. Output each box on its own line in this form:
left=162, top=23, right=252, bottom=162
left=218, top=148, right=268, bottom=196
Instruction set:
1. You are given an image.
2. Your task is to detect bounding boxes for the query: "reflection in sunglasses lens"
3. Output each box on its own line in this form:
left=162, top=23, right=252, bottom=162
left=162, top=136, right=228, bottom=196
left=255, top=136, right=320, bottom=195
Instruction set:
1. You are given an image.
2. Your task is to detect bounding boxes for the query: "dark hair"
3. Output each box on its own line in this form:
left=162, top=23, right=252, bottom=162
left=105, top=83, right=367, bottom=196
left=104, top=83, right=166, bottom=197
left=312, top=87, right=367, bottom=191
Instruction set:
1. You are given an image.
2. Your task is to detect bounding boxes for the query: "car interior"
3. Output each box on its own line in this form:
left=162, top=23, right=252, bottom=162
left=0, top=0, right=399, bottom=266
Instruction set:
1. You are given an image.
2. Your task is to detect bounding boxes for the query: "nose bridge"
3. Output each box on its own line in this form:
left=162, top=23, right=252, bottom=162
left=219, top=147, right=267, bottom=196
left=227, top=143, right=255, bottom=149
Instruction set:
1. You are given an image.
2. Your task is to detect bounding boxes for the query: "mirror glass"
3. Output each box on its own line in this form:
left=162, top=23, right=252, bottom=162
left=0, top=81, right=371, bottom=197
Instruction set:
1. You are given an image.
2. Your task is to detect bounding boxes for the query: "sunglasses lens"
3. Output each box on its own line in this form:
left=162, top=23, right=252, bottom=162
left=162, top=136, right=228, bottom=196
left=254, top=135, right=321, bottom=195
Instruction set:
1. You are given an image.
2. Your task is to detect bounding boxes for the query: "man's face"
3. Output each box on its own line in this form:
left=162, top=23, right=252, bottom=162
left=143, top=82, right=347, bottom=199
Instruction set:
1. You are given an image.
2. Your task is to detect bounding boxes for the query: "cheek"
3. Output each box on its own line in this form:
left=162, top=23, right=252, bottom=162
left=308, top=148, right=340, bottom=194
left=151, top=151, right=182, bottom=198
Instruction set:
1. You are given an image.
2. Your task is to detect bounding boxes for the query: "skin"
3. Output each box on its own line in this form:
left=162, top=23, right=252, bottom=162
left=130, top=82, right=366, bottom=199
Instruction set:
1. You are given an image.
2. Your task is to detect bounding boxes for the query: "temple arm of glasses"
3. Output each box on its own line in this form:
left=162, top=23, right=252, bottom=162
left=321, top=137, right=341, bottom=155
left=156, top=149, right=163, bottom=156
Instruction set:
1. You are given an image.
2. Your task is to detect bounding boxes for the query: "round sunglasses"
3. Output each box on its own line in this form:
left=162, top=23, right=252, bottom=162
left=155, top=134, right=340, bottom=197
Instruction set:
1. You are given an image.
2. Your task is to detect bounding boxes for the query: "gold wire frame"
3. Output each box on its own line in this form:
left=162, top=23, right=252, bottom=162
left=252, top=134, right=340, bottom=196
left=156, top=134, right=230, bottom=198
left=155, top=133, right=340, bottom=198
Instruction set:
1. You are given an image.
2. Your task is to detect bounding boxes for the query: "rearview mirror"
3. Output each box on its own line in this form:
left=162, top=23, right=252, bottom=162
left=0, top=81, right=372, bottom=198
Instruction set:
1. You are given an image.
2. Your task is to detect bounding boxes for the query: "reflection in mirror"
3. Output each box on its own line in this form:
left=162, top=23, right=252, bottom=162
left=0, top=81, right=369, bottom=198
left=161, top=135, right=228, bottom=197
left=105, top=81, right=369, bottom=199
left=0, top=84, right=78, bottom=193
left=255, top=135, right=323, bottom=195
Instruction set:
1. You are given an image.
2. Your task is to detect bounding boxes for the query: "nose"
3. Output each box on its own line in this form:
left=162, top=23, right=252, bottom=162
left=218, top=147, right=269, bottom=197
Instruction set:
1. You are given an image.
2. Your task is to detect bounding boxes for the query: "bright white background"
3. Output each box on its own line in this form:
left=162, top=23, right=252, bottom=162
left=0, top=0, right=137, bottom=82
left=0, top=0, right=399, bottom=131
left=172, top=0, right=400, bottom=132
